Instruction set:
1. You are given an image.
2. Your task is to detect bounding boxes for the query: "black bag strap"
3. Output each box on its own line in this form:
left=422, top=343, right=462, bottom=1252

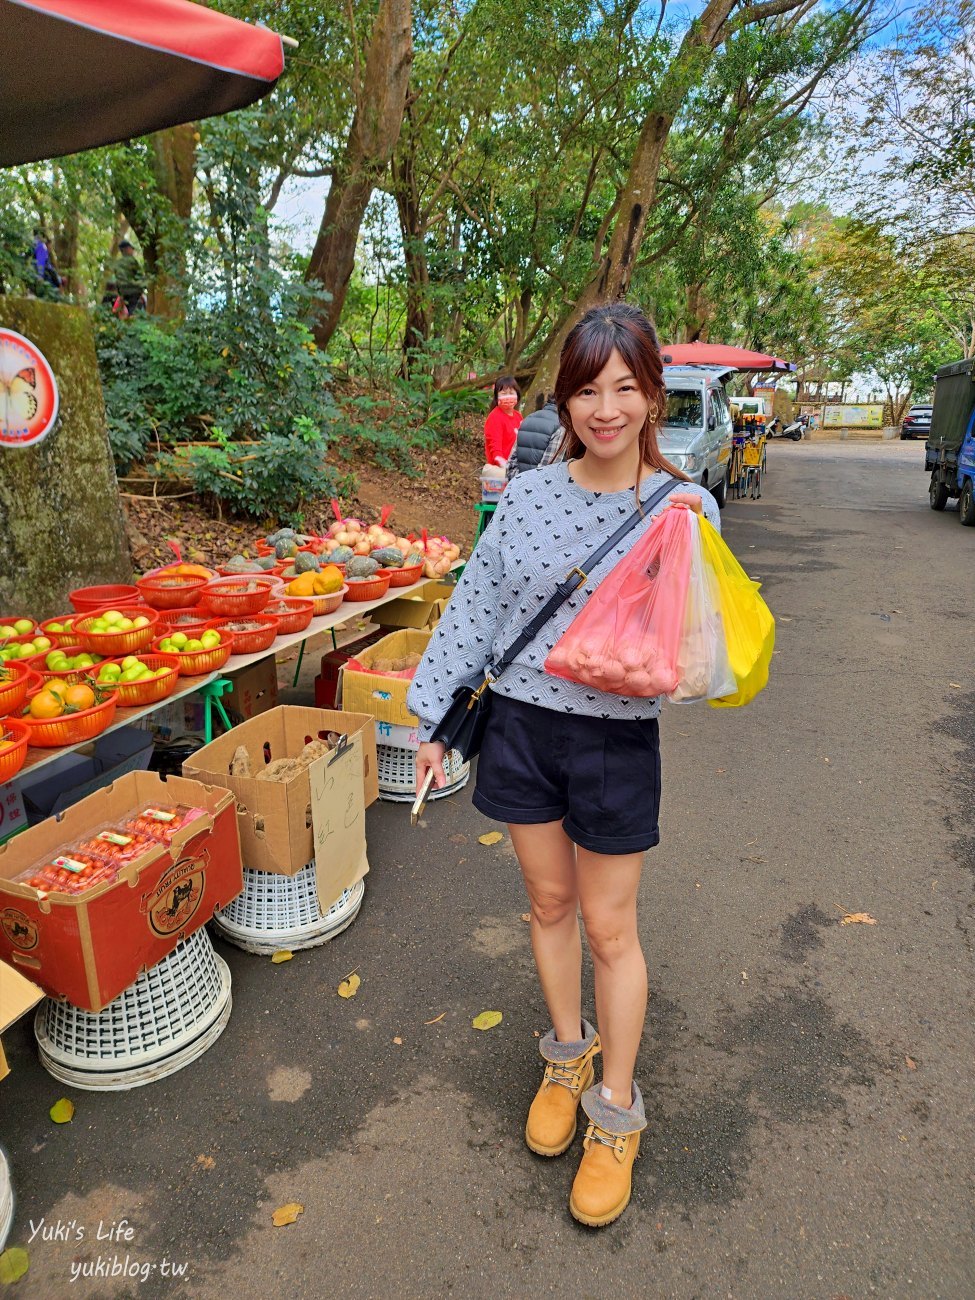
left=485, top=475, right=681, bottom=681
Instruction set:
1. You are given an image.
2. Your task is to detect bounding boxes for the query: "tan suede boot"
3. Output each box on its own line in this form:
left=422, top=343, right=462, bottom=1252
left=569, top=1082, right=647, bottom=1227
left=525, top=1020, right=601, bottom=1157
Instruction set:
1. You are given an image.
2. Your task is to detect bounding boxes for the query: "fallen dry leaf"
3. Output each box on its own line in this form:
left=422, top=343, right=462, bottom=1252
left=392, top=1037, right=403, bottom=1045
left=424, top=1012, right=446, bottom=1025
left=478, top=831, right=504, bottom=846
left=949, top=682, right=961, bottom=689
left=272, top=1203, right=304, bottom=1227
left=0, top=1247, right=29, bottom=1284
left=271, top=950, right=293, bottom=964
left=840, top=912, right=877, bottom=926
left=196, top=1154, right=216, bottom=1170
left=905, top=1056, right=917, bottom=1070
left=449, top=834, right=467, bottom=844
left=472, top=1010, right=503, bottom=1031
left=338, top=973, right=361, bottom=999
left=520, top=913, right=531, bottom=923
left=49, top=1098, right=74, bottom=1124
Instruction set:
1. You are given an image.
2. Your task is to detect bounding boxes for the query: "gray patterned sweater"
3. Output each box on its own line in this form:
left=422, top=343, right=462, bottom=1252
left=407, top=462, right=721, bottom=741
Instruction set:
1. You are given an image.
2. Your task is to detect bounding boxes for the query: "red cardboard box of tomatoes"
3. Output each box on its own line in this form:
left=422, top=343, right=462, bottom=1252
left=0, top=771, right=243, bottom=1012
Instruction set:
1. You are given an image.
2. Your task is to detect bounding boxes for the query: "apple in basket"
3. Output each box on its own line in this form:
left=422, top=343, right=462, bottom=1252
left=158, top=629, right=222, bottom=655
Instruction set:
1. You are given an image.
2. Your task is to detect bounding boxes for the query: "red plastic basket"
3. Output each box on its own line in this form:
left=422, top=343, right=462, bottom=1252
left=38, top=614, right=83, bottom=647
left=75, top=610, right=160, bottom=655
left=69, top=584, right=142, bottom=614
left=105, top=653, right=182, bottom=707
left=155, top=607, right=214, bottom=637
left=0, top=616, right=36, bottom=637
left=24, top=645, right=106, bottom=684
left=136, top=573, right=209, bottom=609
left=343, top=573, right=392, bottom=602
left=199, top=575, right=276, bottom=617
left=385, top=563, right=424, bottom=588
left=263, top=598, right=315, bottom=635
left=0, top=719, right=30, bottom=781
left=20, top=691, right=118, bottom=748
left=212, top=613, right=279, bottom=654
left=0, top=663, right=42, bottom=718
left=151, top=631, right=234, bottom=676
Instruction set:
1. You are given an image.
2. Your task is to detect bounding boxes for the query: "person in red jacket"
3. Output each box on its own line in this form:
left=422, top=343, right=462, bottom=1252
left=484, top=375, right=523, bottom=468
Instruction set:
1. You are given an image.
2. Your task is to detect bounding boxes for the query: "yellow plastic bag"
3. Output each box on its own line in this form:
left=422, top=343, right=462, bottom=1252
left=698, top=517, right=774, bottom=708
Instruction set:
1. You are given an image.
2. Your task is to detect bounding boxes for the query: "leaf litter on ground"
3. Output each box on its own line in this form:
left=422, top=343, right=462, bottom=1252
left=272, top=1203, right=304, bottom=1227
left=472, top=1011, right=502, bottom=1031
left=478, top=831, right=504, bottom=846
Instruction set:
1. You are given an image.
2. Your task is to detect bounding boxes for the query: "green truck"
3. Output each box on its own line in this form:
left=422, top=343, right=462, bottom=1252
left=924, top=358, right=975, bottom=524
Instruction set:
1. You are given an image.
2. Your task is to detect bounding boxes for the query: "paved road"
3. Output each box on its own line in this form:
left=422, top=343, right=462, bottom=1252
left=3, top=441, right=974, bottom=1299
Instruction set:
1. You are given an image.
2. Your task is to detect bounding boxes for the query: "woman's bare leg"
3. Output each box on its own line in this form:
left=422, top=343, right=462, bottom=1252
left=576, top=848, right=647, bottom=1100
left=508, top=821, right=582, bottom=1043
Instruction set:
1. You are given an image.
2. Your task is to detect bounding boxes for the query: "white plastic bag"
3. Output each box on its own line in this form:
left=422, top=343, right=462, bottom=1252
left=667, top=516, right=736, bottom=703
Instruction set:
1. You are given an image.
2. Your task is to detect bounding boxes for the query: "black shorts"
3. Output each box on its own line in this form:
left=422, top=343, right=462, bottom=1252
left=472, top=694, right=662, bottom=855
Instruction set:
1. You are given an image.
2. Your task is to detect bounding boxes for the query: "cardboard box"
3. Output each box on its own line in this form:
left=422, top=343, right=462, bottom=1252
left=17, top=726, right=154, bottom=824
left=0, top=959, right=43, bottom=1081
left=144, top=693, right=209, bottom=742
left=183, top=706, right=378, bottom=877
left=226, top=657, right=279, bottom=721
left=375, top=581, right=456, bottom=631
left=0, top=783, right=27, bottom=846
left=0, top=771, right=244, bottom=1012
left=339, top=629, right=432, bottom=728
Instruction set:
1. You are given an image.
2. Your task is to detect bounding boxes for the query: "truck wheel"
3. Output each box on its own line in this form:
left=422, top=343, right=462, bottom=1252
left=959, top=479, right=975, bottom=526
left=930, top=473, right=949, bottom=511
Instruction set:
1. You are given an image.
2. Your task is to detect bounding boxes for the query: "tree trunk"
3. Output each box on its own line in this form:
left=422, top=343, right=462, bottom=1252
left=305, top=0, right=413, bottom=350
left=683, top=282, right=710, bottom=341
left=392, top=123, right=431, bottom=373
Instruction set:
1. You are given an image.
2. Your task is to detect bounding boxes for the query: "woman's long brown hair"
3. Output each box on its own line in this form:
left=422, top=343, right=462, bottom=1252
left=552, top=303, right=690, bottom=492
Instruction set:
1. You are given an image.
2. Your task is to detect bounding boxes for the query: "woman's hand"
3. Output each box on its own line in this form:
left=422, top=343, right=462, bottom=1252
left=415, top=741, right=448, bottom=793
left=666, top=492, right=704, bottom=515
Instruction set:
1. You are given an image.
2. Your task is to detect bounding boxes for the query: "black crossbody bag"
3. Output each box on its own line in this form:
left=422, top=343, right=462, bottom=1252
left=431, top=476, right=680, bottom=761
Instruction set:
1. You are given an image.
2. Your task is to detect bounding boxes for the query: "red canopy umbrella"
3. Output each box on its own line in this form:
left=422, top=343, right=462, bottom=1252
left=661, top=342, right=795, bottom=373
left=0, top=0, right=286, bottom=167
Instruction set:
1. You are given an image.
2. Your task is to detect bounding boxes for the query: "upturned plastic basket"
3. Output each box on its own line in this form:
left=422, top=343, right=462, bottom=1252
left=263, top=598, right=315, bottom=635
left=0, top=662, right=41, bottom=718
left=200, top=575, right=277, bottom=617
left=214, top=862, right=365, bottom=955
left=69, top=584, right=141, bottom=614
left=20, top=691, right=118, bottom=748
left=34, top=928, right=232, bottom=1091
left=343, top=573, right=392, bottom=602
left=0, top=719, right=29, bottom=782
left=38, top=615, right=83, bottom=647
left=376, top=743, right=470, bottom=802
left=0, top=1148, right=12, bottom=1251
left=152, top=631, right=233, bottom=676
left=209, top=613, right=278, bottom=654
left=75, top=610, right=160, bottom=655
left=385, top=563, right=424, bottom=588
left=107, top=653, right=182, bottom=707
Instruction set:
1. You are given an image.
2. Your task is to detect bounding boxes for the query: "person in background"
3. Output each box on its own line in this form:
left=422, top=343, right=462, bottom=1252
left=506, top=392, right=563, bottom=479
left=112, top=239, right=147, bottom=314
left=484, top=375, right=523, bottom=469
left=31, top=229, right=62, bottom=300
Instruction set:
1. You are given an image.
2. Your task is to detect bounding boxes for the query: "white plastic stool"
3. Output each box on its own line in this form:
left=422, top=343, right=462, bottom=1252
left=376, top=743, right=470, bottom=803
left=0, top=1149, right=12, bottom=1250
left=214, top=861, right=364, bottom=955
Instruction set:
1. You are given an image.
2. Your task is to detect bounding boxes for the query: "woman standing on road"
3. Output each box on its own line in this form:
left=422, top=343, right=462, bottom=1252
left=483, top=375, right=523, bottom=468
left=408, top=303, right=720, bottom=1227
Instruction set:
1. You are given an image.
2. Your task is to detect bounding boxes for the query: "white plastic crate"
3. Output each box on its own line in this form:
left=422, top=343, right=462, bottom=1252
left=376, top=742, right=470, bottom=802
left=214, top=862, right=365, bottom=955
left=34, top=928, right=231, bottom=1091
left=0, top=1149, right=11, bottom=1251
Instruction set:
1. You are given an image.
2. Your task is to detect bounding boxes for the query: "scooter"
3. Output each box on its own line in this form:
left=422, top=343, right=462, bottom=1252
left=766, top=414, right=806, bottom=441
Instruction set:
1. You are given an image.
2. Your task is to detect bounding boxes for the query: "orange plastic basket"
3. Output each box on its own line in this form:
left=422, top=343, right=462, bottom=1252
left=0, top=663, right=42, bottom=718
left=199, top=575, right=276, bottom=617
left=157, top=607, right=216, bottom=638
left=385, top=563, right=424, bottom=588
left=136, top=573, right=209, bottom=609
left=0, top=616, right=36, bottom=636
left=0, top=719, right=30, bottom=781
left=263, top=598, right=315, bottom=635
left=20, top=691, right=119, bottom=748
left=38, top=615, right=83, bottom=647
left=76, top=610, right=160, bottom=655
left=69, top=584, right=141, bottom=613
left=211, top=613, right=278, bottom=654
left=107, top=653, right=182, bottom=707
left=151, top=631, right=234, bottom=676
left=343, top=573, right=392, bottom=602
left=24, top=646, right=106, bottom=684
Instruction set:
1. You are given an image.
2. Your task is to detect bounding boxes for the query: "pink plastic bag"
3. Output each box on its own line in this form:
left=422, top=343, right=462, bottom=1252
left=667, top=517, right=736, bottom=703
left=545, top=505, right=694, bottom=697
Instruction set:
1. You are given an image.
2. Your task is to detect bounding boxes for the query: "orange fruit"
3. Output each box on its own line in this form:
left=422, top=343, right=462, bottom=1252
left=45, top=678, right=71, bottom=701
left=64, top=684, right=95, bottom=711
left=29, top=691, right=64, bottom=719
